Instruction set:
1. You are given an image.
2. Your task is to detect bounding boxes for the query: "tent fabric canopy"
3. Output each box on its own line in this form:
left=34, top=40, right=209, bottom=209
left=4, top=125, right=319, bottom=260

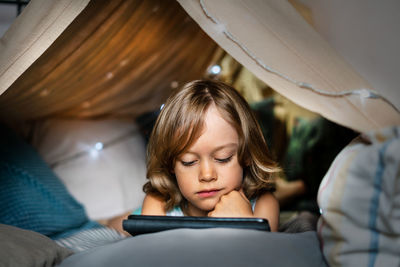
left=177, top=0, right=400, bottom=132
left=0, top=0, right=217, bottom=122
left=0, top=0, right=399, bottom=132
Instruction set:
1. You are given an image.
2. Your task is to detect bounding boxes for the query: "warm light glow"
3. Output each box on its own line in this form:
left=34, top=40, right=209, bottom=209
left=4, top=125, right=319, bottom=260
left=40, top=89, right=49, bottom=97
left=170, top=81, right=179, bottom=88
left=82, top=101, right=91, bottom=108
left=119, top=59, right=129, bottom=66
left=106, top=72, right=114, bottom=79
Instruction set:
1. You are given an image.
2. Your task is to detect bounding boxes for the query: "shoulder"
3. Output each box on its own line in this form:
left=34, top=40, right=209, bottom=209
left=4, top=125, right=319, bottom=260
left=254, top=192, right=279, bottom=213
left=255, top=192, right=278, bottom=204
left=253, top=192, right=279, bottom=232
left=141, top=194, right=167, bottom=215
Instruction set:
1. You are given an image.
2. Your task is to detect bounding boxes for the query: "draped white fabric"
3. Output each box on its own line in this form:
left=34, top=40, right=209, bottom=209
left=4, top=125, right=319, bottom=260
left=305, top=0, right=400, bottom=112
left=177, top=0, right=400, bottom=132
left=0, top=0, right=90, bottom=96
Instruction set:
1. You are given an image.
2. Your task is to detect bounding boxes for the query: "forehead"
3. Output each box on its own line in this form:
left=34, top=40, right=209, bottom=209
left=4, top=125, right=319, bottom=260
left=187, top=105, right=239, bottom=151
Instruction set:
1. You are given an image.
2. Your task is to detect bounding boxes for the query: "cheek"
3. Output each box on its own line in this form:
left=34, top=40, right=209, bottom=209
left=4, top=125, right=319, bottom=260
left=174, top=168, right=194, bottom=196
left=224, top=164, right=244, bottom=188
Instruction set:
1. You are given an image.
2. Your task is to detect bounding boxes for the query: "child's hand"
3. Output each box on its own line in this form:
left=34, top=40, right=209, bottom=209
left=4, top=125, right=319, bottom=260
left=208, top=189, right=253, bottom=218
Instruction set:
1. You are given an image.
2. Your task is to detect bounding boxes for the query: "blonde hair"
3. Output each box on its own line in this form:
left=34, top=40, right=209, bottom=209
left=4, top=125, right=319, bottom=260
left=144, top=80, right=279, bottom=211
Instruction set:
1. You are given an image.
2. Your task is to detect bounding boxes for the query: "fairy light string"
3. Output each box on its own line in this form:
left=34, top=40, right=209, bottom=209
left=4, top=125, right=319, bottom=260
left=199, top=0, right=400, bottom=114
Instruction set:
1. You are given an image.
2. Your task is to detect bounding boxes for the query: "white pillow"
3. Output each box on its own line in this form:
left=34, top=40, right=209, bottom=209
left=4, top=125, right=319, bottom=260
left=32, top=119, right=147, bottom=220
left=317, top=126, right=400, bottom=266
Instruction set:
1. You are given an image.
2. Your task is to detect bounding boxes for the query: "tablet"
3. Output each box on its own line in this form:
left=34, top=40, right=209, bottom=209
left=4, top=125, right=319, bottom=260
left=123, top=215, right=270, bottom=236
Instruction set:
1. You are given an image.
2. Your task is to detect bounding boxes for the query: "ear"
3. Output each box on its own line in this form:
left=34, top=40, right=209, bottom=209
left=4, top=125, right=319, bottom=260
left=241, top=168, right=246, bottom=182
left=243, top=156, right=251, bottom=167
left=170, top=160, right=176, bottom=173
left=246, top=159, right=251, bottom=167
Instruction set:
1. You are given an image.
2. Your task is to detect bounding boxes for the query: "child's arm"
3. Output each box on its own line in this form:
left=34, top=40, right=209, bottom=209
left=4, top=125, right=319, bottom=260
left=208, top=190, right=279, bottom=232
left=141, top=194, right=167, bottom=216
left=208, top=190, right=253, bottom=218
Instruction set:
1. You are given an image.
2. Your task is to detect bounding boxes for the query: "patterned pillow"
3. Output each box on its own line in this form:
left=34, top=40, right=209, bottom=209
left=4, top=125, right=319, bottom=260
left=0, top=123, right=99, bottom=238
left=317, top=126, right=400, bottom=266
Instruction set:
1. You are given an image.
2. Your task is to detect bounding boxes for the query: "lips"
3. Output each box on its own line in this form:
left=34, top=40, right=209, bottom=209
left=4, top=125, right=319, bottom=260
left=197, top=189, right=221, bottom=198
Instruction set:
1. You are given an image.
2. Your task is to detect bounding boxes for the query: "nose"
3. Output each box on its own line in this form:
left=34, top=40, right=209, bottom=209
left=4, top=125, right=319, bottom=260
left=199, top=160, right=217, bottom=182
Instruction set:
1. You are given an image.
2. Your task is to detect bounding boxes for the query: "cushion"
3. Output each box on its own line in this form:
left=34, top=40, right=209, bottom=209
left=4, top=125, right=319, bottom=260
left=0, top=223, right=72, bottom=267
left=317, top=126, right=400, bottom=266
left=59, top=228, right=327, bottom=267
left=0, top=123, right=98, bottom=239
left=31, top=119, right=147, bottom=220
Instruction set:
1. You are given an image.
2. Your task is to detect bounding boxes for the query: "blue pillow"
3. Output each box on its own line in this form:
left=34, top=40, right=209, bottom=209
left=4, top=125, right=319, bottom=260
left=0, top=123, right=100, bottom=238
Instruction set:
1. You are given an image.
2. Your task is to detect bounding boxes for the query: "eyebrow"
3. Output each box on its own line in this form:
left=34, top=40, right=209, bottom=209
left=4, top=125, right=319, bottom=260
left=185, top=143, right=238, bottom=155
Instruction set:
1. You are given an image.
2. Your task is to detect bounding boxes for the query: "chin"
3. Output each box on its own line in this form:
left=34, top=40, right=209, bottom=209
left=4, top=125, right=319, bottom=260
left=196, top=201, right=217, bottom=213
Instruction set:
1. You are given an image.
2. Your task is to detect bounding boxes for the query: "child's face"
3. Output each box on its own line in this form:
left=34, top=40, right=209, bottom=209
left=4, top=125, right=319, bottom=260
left=174, top=104, right=243, bottom=216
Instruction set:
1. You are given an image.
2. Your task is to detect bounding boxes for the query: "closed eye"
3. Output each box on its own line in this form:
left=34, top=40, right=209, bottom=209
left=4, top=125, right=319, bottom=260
left=215, top=155, right=233, bottom=163
left=181, top=160, right=197, bottom=166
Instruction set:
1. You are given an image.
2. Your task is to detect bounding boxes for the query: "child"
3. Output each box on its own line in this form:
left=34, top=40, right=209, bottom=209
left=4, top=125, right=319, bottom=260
left=140, top=80, right=280, bottom=231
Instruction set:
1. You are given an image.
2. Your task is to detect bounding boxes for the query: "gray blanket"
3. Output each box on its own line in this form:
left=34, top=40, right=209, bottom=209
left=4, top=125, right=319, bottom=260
left=59, top=228, right=327, bottom=267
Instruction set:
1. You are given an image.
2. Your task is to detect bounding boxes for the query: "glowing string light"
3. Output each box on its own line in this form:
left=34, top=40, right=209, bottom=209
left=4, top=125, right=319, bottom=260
left=210, top=64, right=221, bottom=75
left=94, top=142, right=104, bottom=151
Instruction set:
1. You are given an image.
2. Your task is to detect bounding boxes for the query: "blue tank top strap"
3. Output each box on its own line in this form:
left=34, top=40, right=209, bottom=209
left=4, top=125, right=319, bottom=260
left=166, top=205, right=184, bottom=216
left=250, top=199, right=257, bottom=211
left=131, top=206, right=185, bottom=216
left=132, top=207, right=142, bottom=215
